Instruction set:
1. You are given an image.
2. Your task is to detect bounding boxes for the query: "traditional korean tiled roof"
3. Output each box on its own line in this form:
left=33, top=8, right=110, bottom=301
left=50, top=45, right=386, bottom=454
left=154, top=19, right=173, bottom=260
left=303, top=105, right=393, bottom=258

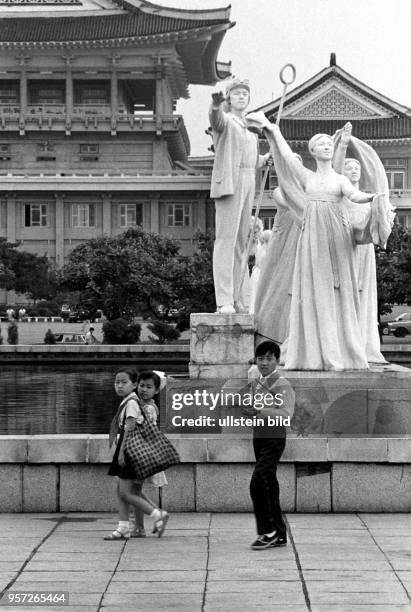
left=0, top=12, right=228, bottom=44
left=254, top=57, right=410, bottom=136
left=279, top=117, right=411, bottom=142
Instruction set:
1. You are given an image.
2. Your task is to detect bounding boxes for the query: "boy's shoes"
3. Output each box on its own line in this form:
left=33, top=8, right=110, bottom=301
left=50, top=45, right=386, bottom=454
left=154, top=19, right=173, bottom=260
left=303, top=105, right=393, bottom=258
left=130, top=528, right=146, bottom=538
left=251, top=533, right=287, bottom=549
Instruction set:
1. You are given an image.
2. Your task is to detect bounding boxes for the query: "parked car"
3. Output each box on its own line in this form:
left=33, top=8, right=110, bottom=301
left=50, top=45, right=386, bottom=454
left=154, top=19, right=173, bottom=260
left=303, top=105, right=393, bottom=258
left=387, top=312, right=411, bottom=338
left=60, top=304, right=71, bottom=320
left=54, top=332, right=86, bottom=344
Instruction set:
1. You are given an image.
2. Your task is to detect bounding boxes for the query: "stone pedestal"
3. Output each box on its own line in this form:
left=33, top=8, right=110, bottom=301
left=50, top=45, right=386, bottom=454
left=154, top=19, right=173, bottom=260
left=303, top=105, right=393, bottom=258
left=189, top=313, right=254, bottom=379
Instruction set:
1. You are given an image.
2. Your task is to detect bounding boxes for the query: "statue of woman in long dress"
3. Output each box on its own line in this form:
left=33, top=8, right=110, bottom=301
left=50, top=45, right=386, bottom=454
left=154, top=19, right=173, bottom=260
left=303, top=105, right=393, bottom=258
left=333, top=123, right=394, bottom=364
left=254, top=154, right=303, bottom=348
left=246, top=113, right=382, bottom=370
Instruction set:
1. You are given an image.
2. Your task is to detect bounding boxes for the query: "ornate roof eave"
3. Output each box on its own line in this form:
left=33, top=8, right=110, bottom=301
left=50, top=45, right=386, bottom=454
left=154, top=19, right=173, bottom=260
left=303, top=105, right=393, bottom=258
left=254, top=64, right=410, bottom=119
left=0, top=24, right=222, bottom=51
left=113, top=0, right=232, bottom=22
left=176, top=23, right=233, bottom=84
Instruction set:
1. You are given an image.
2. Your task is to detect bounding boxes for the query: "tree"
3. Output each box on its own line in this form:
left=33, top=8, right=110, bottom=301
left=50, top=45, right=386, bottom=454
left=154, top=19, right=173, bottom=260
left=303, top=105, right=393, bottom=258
left=147, top=320, right=181, bottom=344
left=61, top=227, right=189, bottom=320
left=44, top=329, right=56, bottom=344
left=376, top=222, right=411, bottom=317
left=7, top=321, right=18, bottom=345
left=172, top=231, right=216, bottom=317
left=102, top=319, right=141, bottom=344
left=0, top=239, right=58, bottom=301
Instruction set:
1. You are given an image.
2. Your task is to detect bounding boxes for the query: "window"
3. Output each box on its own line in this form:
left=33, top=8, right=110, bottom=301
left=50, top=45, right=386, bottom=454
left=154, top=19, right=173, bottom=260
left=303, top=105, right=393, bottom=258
left=36, top=142, right=56, bottom=162
left=25, top=204, right=48, bottom=227
left=382, top=159, right=407, bottom=190
left=398, top=214, right=411, bottom=229
left=38, top=142, right=55, bottom=152
left=30, top=84, right=64, bottom=105
left=259, top=168, right=278, bottom=192
left=75, top=84, right=109, bottom=105
left=0, top=83, right=18, bottom=104
left=386, top=170, right=405, bottom=190
left=79, top=144, right=99, bottom=161
left=0, top=143, right=10, bottom=161
left=167, top=203, right=191, bottom=227
left=261, top=215, right=275, bottom=230
left=120, top=203, right=143, bottom=227
left=72, top=204, right=95, bottom=228
left=80, top=144, right=99, bottom=154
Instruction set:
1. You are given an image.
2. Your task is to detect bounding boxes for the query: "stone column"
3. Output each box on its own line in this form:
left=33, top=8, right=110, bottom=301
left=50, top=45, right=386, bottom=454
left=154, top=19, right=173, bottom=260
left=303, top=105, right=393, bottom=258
left=150, top=196, right=160, bottom=233
left=154, top=62, right=164, bottom=135
left=6, top=195, right=16, bottom=243
left=197, top=194, right=207, bottom=233
left=102, top=194, right=111, bottom=235
left=109, top=55, right=120, bottom=135
left=110, top=68, right=118, bottom=117
left=17, top=55, right=30, bottom=133
left=63, top=55, right=74, bottom=133
left=54, top=194, right=64, bottom=267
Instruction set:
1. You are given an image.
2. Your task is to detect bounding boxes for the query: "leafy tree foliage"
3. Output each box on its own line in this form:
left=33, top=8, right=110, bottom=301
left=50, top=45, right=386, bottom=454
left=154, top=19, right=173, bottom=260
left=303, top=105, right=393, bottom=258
left=376, top=222, right=411, bottom=317
left=102, top=318, right=141, bottom=344
left=147, top=320, right=181, bottom=344
left=44, top=329, right=56, bottom=344
left=171, top=231, right=215, bottom=318
left=0, top=239, right=58, bottom=301
left=7, top=321, right=18, bottom=345
left=60, top=228, right=215, bottom=320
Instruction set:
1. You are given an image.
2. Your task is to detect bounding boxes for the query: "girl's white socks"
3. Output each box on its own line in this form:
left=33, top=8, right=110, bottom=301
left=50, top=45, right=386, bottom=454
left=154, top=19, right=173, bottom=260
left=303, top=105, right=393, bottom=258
left=118, top=521, right=130, bottom=533
left=150, top=509, right=162, bottom=521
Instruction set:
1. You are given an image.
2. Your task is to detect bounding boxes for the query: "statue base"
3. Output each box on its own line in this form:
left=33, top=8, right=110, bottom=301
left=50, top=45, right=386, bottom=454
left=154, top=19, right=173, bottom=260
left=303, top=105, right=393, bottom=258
left=189, top=312, right=254, bottom=379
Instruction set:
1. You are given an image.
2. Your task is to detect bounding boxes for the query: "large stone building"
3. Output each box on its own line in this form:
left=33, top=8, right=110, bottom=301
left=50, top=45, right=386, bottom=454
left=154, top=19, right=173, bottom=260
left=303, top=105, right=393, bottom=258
left=253, top=55, right=411, bottom=231
left=0, top=0, right=233, bottom=302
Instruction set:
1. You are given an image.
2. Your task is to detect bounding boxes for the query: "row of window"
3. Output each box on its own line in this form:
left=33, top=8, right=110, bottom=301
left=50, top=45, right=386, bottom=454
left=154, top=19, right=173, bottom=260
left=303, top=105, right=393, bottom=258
left=0, top=143, right=99, bottom=154
left=22, top=203, right=192, bottom=228
left=0, top=83, right=111, bottom=106
left=261, top=167, right=407, bottom=191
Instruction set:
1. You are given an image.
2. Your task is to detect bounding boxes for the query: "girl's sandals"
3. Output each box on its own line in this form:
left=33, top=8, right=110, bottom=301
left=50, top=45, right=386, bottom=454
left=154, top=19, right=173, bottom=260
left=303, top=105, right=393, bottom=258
left=130, top=528, right=146, bottom=538
left=104, top=529, right=130, bottom=541
left=152, top=511, right=169, bottom=538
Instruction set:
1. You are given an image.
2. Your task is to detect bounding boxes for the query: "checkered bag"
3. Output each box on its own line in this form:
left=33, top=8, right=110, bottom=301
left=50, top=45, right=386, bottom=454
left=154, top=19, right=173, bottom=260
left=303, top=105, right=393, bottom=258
left=123, top=407, right=180, bottom=480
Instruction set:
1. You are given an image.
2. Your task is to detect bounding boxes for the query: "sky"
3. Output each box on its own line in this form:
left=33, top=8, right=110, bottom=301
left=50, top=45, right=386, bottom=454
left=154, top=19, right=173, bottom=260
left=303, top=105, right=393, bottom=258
left=161, top=0, right=411, bottom=156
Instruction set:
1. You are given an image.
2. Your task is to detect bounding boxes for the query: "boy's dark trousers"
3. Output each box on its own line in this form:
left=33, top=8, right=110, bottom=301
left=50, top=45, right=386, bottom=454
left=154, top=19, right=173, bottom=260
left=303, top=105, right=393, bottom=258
left=250, top=437, right=286, bottom=537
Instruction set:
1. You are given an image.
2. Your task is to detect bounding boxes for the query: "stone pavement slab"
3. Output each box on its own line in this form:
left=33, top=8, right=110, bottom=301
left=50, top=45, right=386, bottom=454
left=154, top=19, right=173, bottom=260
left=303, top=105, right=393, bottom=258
left=0, top=512, right=410, bottom=611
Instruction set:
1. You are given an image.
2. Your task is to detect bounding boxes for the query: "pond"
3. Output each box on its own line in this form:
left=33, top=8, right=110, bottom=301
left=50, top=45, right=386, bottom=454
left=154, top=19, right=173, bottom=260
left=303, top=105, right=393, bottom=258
left=0, top=364, right=187, bottom=435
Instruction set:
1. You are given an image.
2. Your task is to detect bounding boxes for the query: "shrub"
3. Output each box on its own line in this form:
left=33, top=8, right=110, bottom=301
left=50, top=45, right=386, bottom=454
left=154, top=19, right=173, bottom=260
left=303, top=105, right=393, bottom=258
left=7, top=321, right=18, bottom=345
left=147, top=320, right=181, bottom=344
left=175, top=315, right=190, bottom=332
left=44, top=329, right=56, bottom=344
left=103, top=318, right=141, bottom=344
left=32, top=301, right=60, bottom=317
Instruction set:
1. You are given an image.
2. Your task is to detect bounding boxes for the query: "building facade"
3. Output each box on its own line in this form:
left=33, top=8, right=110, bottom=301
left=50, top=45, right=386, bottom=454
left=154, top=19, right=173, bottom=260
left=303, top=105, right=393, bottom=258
left=0, top=0, right=234, bottom=302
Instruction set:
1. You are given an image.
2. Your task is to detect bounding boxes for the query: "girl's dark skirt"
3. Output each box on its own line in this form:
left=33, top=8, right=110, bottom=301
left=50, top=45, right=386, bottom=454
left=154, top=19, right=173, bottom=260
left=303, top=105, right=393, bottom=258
left=108, top=430, right=137, bottom=480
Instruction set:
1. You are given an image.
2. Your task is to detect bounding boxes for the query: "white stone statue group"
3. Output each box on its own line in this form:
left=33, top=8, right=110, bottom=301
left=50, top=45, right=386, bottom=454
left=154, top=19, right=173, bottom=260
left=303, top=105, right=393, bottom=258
left=209, top=79, right=395, bottom=371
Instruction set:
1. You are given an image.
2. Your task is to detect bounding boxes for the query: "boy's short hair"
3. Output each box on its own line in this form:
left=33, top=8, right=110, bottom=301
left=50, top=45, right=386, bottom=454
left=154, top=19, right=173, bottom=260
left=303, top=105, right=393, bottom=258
left=255, top=341, right=280, bottom=361
left=138, top=370, right=161, bottom=390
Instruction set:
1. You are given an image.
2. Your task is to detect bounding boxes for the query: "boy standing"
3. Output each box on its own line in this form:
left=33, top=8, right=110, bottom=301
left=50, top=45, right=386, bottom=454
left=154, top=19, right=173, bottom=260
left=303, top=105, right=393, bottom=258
left=243, top=341, right=295, bottom=549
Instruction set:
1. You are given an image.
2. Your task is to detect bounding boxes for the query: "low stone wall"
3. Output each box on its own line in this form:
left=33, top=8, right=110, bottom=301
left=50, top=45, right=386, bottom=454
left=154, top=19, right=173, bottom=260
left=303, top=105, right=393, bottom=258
left=1, top=435, right=410, bottom=513
left=0, top=344, right=189, bottom=366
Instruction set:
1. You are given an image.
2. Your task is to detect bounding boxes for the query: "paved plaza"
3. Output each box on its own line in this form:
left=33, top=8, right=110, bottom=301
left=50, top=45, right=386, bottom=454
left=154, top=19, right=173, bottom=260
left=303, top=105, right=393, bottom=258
left=0, top=512, right=410, bottom=611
